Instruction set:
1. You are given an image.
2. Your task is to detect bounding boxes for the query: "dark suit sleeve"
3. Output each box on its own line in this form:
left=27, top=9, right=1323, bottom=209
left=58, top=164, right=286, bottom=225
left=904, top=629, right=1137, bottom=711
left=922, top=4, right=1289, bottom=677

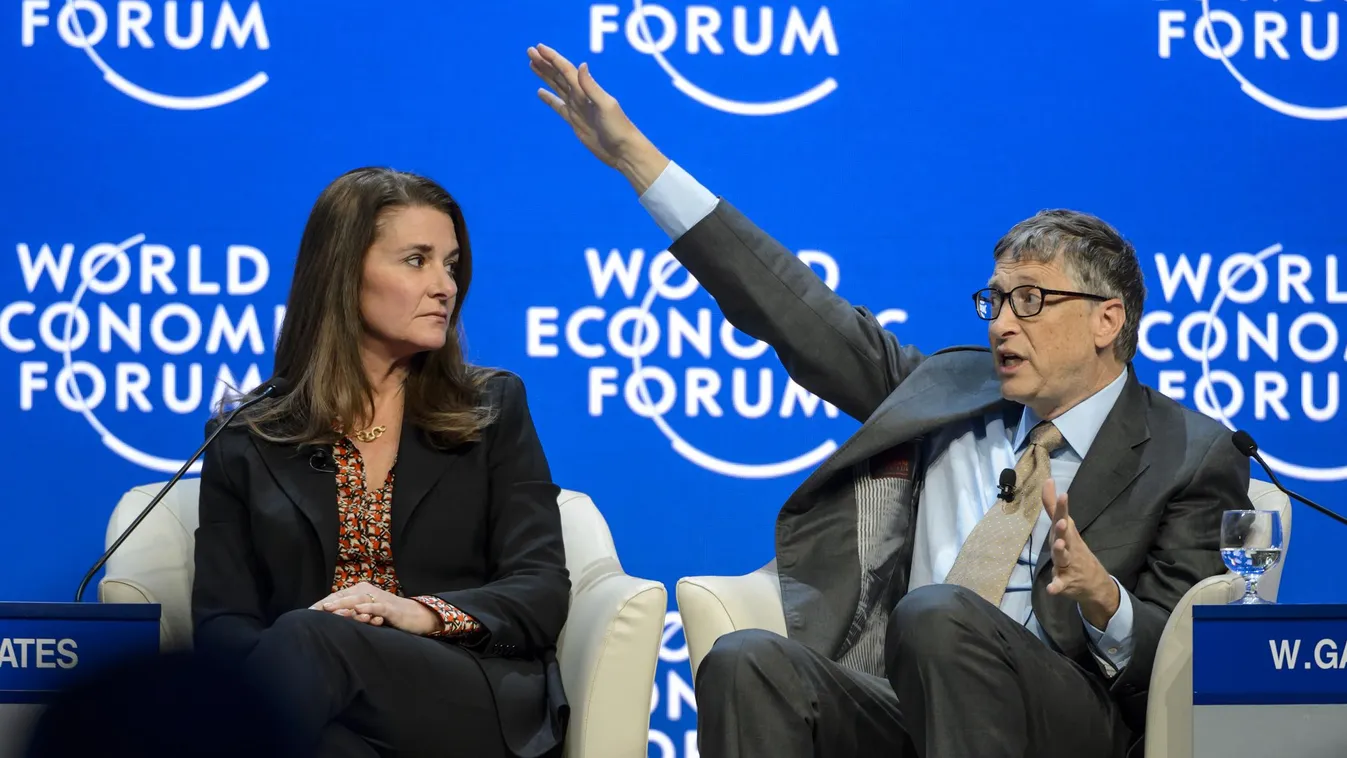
left=670, top=200, right=927, bottom=421
left=1110, top=431, right=1250, bottom=697
left=433, top=375, right=570, bottom=657
left=191, top=423, right=268, bottom=660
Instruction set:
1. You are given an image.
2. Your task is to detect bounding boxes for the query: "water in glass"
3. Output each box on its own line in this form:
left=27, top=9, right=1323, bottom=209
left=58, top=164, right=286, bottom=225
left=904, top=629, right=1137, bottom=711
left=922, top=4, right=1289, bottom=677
left=1220, top=510, right=1284, bottom=605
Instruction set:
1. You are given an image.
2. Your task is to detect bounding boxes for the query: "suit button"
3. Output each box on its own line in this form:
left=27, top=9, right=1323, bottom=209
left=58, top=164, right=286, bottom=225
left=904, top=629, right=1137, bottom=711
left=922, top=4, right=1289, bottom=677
left=1108, top=647, right=1119, bottom=655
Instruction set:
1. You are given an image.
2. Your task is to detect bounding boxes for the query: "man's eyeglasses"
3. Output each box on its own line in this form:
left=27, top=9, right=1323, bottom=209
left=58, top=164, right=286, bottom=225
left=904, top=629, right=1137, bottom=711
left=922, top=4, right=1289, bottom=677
left=972, top=285, right=1112, bottom=320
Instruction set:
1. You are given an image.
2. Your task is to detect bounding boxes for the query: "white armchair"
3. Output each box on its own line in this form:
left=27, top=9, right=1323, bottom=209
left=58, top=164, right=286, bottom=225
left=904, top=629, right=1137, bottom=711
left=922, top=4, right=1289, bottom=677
left=675, top=480, right=1292, bottom=758
left=1141, top=479, right=1290, bottom=758
left=99, top=481, right=667, bottom=758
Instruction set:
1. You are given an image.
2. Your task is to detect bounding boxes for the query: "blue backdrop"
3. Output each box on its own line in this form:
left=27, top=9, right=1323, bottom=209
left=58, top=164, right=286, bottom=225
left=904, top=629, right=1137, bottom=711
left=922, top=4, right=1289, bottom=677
left=4, top=1, right=1345, bottom=754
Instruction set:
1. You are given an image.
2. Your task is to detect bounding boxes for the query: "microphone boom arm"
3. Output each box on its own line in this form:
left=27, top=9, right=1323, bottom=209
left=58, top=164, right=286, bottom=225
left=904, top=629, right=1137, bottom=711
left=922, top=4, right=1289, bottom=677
left=74, top=380, right=286, bottom=602
left=1233, top=430, right=1347, bottom=528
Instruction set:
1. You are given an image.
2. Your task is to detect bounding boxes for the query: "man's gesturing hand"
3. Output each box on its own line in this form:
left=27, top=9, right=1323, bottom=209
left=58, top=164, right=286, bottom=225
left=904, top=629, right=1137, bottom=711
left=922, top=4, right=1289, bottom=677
left=1042, top=479, right=1121, bottom=630
left=527, top=44, right=669, bottom=193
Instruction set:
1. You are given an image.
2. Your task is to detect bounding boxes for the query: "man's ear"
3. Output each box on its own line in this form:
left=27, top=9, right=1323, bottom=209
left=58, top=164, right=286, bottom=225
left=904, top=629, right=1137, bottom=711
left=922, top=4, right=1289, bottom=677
left=1094, top=300, right=1126, bottom=352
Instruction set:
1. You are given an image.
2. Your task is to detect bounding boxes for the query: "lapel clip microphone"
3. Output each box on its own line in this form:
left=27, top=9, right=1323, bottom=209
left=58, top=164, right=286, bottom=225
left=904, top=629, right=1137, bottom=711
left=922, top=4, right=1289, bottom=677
left=998, top=468, right=1017, bottom=502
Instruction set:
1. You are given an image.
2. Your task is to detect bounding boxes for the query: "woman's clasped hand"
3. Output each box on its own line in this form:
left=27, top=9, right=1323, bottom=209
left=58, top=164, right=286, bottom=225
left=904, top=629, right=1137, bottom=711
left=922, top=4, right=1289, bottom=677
left=308, top=581, right=446, bottom=636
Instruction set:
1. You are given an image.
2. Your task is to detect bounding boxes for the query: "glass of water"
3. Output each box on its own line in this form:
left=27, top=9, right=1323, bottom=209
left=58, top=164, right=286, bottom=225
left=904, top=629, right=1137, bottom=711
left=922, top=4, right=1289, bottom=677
left=1220, top=510, right=1285, bottom=605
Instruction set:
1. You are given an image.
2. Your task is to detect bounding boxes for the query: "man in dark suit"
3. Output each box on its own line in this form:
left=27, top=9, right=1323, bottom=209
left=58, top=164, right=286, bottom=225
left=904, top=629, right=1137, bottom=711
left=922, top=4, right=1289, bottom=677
left=527, top=45, right=1251, bottom=758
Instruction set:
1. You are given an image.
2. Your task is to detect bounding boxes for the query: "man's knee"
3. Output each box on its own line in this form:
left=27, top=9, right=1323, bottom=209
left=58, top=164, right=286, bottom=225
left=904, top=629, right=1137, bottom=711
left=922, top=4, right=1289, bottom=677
left=695, top=629, right=797, bottom=705
left=886, top=584, right=999, bottom=664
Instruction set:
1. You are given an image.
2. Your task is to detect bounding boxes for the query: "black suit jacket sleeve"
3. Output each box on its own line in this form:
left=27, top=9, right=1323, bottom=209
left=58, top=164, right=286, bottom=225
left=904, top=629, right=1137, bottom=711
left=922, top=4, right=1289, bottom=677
left=1110, top=431, right=1248, bottom=698
left=670, top=199, right=927, bottom=422
left=434, top=374, right=570, bottom=658
left=191, top=421, right=269, bottom=659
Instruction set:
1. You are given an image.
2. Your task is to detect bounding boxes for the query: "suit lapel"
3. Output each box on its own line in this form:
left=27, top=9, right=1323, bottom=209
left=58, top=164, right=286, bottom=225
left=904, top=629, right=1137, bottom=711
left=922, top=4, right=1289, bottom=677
left=789, top=353, right=1007, bottom=512
left=390, top=423, right=462, bottom=550
left=1035, top=369, right=1152, bottom=579
left=252, top=437, right=339, bottom=582
left=780, top=350, right=1010, bottom=657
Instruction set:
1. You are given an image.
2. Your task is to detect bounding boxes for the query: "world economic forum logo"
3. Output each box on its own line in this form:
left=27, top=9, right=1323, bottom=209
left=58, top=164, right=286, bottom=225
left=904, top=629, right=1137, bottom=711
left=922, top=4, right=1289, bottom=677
left=4, top=233, right=282, bottom=472
left=20, top=0, right=270, bottom=110
left=1139, top=244, right=1347, bottom=482
left=1157, top=0, right=1347, bottom=120
left=525, top=245, right=907, bottom=479
left=589, top=1, right=839, bottom=116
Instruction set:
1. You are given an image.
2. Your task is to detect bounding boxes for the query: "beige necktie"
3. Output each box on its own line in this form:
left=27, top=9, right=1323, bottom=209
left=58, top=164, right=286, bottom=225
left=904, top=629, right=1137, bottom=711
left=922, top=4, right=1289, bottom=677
left=944, top=421, right=1066, bottom=607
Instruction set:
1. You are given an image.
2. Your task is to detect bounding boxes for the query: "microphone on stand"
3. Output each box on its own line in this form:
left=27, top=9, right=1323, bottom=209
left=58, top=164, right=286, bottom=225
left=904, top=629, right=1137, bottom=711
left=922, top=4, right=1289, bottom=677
left=1231, top=430, right=1347, bottom=527
left=74, top=377, right=293, bottom=602
left=998, top=468, right=1017, bottom=502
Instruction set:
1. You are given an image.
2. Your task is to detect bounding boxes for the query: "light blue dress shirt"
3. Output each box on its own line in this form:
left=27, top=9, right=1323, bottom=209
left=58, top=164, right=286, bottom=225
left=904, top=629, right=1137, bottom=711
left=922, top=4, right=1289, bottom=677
left=638, top=161, right=1136, bottom=674
left=912, top=371, right=1134, bottom=674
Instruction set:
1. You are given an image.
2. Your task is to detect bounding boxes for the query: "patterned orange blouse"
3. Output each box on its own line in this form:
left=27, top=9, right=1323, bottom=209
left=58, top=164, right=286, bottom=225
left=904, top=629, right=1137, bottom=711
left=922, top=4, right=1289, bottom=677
left=330, top=437, right=482, bottom=640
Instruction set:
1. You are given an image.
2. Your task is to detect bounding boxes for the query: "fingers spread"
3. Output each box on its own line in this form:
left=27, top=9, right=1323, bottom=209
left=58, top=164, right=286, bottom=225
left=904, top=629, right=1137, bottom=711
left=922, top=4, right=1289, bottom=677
left=576, top=62, right=609, bottom=105
left=531, top=47, right=579, bottom=97
left=536, top=43, right=578, bottom=77
left=537, top=88, right=568, bottom=117
left=1053, top=538, right=1070, bottom=568
left=530, top=67, right=578, bottom=118
left=528, top=59, right=554, bottom=84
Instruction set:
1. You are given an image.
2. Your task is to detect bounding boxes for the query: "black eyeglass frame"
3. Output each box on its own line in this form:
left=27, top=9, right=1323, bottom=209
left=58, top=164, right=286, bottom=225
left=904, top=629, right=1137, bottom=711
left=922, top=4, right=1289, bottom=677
left=972, top=285, right=1113, bottom=320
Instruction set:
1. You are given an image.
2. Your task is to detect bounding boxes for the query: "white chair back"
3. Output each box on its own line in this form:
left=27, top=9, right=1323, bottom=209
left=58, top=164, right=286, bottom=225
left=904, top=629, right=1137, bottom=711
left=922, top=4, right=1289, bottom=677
left=1143, top=478, right=1293, bottom=758
left=100, top=479, right=201, bottom=648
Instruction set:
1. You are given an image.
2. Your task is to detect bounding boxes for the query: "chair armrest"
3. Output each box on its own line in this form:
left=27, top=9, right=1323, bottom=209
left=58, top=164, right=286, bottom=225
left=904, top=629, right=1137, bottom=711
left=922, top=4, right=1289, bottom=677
left=98, top=575, right=156, bottom=604
left=676, top=565, right=787, bottom=679
left=98, top=575, right=190, bottom=652
left=557, top=568, right=667, bottom=758
left=1144, top=573, right=1241, bottom=758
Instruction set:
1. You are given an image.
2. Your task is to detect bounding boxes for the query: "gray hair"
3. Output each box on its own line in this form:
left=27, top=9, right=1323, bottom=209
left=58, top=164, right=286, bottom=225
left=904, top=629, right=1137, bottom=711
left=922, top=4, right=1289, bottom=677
left=992, top=209, right=1146, bottom=362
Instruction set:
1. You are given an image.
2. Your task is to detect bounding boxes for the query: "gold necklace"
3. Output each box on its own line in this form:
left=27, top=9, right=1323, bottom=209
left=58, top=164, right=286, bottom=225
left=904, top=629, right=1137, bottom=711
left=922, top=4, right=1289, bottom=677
left=352, top=425, right=386, bottom=443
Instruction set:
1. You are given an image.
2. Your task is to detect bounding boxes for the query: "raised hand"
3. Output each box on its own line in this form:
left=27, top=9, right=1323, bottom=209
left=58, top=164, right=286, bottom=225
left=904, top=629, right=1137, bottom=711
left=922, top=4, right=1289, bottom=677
left=527, top=43, right=668, bottom=192
left=1041, top=479, right=1120, bottom=629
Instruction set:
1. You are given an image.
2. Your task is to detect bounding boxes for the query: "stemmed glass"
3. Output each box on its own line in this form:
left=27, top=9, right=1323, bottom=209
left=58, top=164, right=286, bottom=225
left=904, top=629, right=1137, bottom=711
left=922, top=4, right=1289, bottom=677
left=1220, top=510, right=1284, bottom=605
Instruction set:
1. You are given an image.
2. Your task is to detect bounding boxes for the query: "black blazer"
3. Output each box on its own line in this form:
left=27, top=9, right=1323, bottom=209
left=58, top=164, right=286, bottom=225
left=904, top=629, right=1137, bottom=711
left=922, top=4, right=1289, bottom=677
left=665, top=199, right=1252, bottom=745
left=191, top=372, right=570, bottom=758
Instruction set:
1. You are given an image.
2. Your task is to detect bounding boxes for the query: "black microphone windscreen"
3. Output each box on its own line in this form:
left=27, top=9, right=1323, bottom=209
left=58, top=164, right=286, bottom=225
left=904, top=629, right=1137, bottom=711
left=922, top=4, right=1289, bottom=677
left=266, top=377, right=292, bottom=397
left=999, top=468, right=1016, bottom=488
left=1232, top=430, right=1258, bottom=457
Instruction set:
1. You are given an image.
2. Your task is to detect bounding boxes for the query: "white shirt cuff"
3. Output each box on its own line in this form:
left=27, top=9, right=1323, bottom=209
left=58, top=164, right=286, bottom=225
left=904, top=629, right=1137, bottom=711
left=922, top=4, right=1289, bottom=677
left=637, top=160, right=718, bottom=241
left=1081, top=576, right=1135, bottom=675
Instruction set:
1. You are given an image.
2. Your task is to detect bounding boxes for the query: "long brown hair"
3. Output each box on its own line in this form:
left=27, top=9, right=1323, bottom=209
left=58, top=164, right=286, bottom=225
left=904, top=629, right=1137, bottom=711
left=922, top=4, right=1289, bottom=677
left=223, top=167, right=497, bottom=447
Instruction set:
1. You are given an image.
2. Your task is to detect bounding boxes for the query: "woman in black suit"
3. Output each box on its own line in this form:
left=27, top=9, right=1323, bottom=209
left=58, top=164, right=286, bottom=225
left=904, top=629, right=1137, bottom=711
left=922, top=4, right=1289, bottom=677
left=191, top=167, right=570, bottom=758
